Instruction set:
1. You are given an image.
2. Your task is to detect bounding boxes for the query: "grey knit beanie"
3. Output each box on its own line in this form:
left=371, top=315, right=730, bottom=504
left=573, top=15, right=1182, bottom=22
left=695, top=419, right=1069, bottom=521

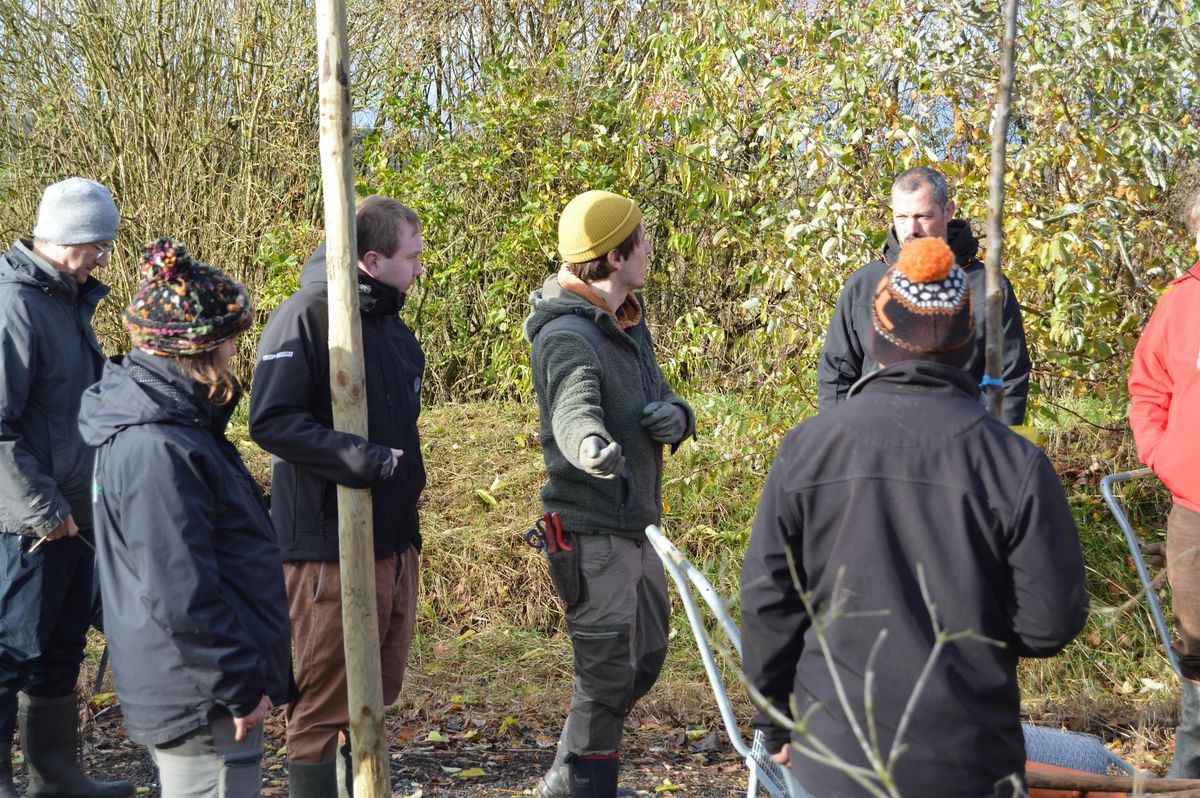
left=32, top=178, right=120, bottom=245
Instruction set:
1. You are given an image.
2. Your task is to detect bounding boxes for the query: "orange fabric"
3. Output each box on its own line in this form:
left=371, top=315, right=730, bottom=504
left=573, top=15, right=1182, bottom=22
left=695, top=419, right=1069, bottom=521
left=1129, top=262, right=1200, bottom=513
left=1024, top=761, right=1127, bottom=798
left=556, top=267, right=643, bottom=330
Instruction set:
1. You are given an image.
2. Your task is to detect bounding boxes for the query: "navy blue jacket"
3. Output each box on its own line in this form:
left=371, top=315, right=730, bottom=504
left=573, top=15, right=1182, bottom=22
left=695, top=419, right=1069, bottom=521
left=80, top=349, right=293, bottom=745
left=741, top=361, right=1087, bottom=798
left=249, top=246, right=426, bottom=562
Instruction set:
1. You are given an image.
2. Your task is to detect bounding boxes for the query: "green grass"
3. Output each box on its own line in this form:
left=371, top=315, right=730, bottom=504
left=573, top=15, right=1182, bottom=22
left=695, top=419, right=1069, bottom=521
left=86, top=392, right=1185, bottom=762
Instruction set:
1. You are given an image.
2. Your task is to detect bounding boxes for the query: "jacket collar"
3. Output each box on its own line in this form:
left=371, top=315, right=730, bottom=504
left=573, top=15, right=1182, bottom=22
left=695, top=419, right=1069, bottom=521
left=848, top=360, right=981, bottom=402
left=357, top=271, right=403, bottom=317
left=126, top=348, right=238, bottom=434
left=881, top=220, right=980, bottom=268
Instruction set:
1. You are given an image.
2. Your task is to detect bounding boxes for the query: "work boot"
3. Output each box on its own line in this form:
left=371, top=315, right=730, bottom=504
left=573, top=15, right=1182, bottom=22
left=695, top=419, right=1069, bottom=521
left=532, top=763, right=571, bottom=798
left=536, top=762, right=636, bottom=798
left=1169, top=679, right=1200, bottom=777
left=17, top=693, right=132, bottom=798
left=569, top=755, right=640, bottom=798
left=288, top=761, right=338, bottom=798
left=1, top=740, right=17, bottom=798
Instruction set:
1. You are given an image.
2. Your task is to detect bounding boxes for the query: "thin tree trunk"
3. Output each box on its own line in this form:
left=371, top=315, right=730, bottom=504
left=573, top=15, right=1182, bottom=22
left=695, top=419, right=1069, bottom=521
left=984, top=0, right=1020, bottom=420
left=315, top=0, right=388, bottom=793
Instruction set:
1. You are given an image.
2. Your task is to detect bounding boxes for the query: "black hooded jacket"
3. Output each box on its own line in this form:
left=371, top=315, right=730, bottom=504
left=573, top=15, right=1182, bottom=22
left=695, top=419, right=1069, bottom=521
left=817, top=221, right=1031, bottom=425
left=79, top=349, right=293, bottom=746
left=0, top=240, right=109, bottom=536
left=249, top=244, right=426, bottom=562
left=740, top=360, right=1087, bottom=797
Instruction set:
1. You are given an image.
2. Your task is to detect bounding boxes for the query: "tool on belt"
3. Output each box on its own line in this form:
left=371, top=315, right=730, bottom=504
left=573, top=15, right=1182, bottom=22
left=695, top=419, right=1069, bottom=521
left=525, top=511, right=583, bottom=606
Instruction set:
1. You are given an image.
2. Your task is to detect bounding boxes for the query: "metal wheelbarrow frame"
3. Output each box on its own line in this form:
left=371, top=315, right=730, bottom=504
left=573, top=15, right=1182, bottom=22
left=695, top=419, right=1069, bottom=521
left=1100, top=467, right=1181, bottom=677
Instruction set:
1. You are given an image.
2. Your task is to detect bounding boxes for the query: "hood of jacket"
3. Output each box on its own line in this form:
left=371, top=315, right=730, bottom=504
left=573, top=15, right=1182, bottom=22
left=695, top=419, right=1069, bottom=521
left=848, top=359, right=982, bottom=403
left=880, top=219, right=980, bottom=268
left=301, top=242, right=405, bottom=317
left=523, top=274, right=631, bottom=345
left=0, top=239, right=105, bottom=302
left=80, top=348, right=235, bottom=447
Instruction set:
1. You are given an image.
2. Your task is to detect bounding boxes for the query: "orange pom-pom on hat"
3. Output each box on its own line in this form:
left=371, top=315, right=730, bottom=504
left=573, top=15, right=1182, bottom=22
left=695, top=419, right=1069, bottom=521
left=870, top=237, right=974, bottom=367
left=895, top=237, right=955, bottom=283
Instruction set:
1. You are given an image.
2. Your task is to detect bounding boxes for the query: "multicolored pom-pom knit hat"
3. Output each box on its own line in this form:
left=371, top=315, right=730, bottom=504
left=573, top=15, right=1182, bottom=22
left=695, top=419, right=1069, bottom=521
left=125, top=238, right=252, bottom=356
left=870, top=236, right=974, bottom=368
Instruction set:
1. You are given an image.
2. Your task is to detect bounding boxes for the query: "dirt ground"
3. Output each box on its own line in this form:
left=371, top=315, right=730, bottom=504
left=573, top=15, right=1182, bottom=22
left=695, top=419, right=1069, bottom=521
left=9, top=698, right=1184, bottom=797
left=10, top=699, right=748, bottom=797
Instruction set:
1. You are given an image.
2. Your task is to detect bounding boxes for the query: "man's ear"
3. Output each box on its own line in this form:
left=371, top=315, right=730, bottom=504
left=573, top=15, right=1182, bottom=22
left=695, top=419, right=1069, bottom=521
left=944, top=199, right=956, bottom=219
left=359, top=250, right=378, bottom=276
left=605, top=248, right=625, bottom=272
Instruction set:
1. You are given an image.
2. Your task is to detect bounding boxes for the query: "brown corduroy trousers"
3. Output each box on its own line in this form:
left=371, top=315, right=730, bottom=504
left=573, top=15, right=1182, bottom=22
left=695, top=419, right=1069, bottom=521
left=283, top=548, right=420, bottom=763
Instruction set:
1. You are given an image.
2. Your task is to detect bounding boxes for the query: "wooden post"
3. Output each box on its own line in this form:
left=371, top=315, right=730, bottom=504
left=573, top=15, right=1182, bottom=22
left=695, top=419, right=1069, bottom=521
left=983, top=0, right=1021, bottom=420
left=315, top=0, right=389, bottom=794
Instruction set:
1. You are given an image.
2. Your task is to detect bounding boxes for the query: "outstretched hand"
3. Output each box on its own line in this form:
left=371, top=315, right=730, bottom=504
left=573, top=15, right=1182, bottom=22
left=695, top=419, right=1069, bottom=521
left=579, top=435, right=625, bottom=478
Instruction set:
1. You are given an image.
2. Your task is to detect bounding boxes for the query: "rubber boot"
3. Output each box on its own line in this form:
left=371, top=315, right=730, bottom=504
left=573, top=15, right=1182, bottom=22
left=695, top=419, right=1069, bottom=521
left=17, top=693, right=132, bottom=798
left=288, top=761, right=338, bottom=798
left=570, top=755, right=640, bottom=798
left=532, top=763, right=572, bottom=798
left=1, top=740, right=17, bottom=798
left=1169, top=679, right=1200, bottom=778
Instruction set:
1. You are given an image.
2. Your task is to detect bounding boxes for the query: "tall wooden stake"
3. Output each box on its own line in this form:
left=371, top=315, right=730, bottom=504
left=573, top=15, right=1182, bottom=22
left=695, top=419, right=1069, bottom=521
left=315, top=0, right=389, bottom=794
left=984, top=0, right=1021, bottom=420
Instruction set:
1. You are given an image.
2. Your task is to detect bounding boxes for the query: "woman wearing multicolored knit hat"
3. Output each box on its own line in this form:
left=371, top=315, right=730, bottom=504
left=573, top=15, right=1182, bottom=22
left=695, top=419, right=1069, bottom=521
left=78, top=239, right=293, bottom=798
left=741, top=237, right=1086, bottom=798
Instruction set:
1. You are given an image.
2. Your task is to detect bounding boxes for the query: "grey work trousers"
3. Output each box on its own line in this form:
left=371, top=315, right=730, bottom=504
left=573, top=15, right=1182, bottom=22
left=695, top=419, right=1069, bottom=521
left=554, top=533, right=670, bottom=759
left=150, top=714, right=264, bottom=798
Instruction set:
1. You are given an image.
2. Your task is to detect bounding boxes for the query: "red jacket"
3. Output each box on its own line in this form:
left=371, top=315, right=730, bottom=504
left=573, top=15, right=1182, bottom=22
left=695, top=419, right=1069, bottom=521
left=1129, top=262, right=1200, bottom=513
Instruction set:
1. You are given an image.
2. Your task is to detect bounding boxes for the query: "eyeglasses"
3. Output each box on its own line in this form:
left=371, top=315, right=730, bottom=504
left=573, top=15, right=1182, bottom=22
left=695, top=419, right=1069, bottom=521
left=93, top=243, right=114, bottom=258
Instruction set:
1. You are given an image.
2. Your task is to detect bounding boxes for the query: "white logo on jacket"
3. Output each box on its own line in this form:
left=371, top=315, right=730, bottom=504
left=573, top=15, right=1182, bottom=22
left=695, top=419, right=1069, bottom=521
left=261, top=351, right=294, bottom=362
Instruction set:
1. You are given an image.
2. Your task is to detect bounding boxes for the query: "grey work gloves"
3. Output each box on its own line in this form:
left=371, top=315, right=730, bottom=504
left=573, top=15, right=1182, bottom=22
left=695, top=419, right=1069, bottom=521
left=578, top=402, right=686, bottom=479
left=641, top=401, right=686, bottom=444
left=579, top=435, right=626, bottom=479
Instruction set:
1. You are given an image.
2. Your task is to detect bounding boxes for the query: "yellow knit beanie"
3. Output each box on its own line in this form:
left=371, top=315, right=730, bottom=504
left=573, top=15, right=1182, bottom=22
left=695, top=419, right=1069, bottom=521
left=557, top=190, right=643, bottom=263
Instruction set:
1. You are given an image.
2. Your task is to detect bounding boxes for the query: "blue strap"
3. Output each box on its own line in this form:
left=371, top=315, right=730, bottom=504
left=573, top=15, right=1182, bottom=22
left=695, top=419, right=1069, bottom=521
left=979, top=375, right=1004, bottom=389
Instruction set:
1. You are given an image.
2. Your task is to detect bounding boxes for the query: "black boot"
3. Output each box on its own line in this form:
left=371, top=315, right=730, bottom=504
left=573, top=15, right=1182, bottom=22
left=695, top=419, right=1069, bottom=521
left=1169, top=679, right=1200, bottom=777
left=1, top=740, right=17, bottom=798
left=570, top=755, right=642, bottom=798
left=17, top=693, right=132, bottom=798
left=288, top=761, right=338, bottom=798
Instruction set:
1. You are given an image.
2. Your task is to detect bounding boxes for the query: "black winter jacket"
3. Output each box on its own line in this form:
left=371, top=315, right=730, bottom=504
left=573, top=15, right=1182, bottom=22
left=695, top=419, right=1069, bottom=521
left=740, top=361, right=1087, bottom=798
left=80, top=349, right=293, bottom=746
left=249, top=245, right=426, bottom=562
left=0, top=240, right=109, bottom=536
left=817, top=222, right=1032, bottom=425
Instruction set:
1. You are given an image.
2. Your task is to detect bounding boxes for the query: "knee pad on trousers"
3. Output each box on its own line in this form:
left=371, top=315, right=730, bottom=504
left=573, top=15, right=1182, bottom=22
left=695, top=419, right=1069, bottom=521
left=629, top=645, right=667, bottom=707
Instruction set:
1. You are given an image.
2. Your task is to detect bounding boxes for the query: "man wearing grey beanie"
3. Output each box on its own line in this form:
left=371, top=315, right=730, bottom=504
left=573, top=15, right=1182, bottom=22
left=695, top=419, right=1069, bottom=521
left=0, top=177, right=132, bottom=798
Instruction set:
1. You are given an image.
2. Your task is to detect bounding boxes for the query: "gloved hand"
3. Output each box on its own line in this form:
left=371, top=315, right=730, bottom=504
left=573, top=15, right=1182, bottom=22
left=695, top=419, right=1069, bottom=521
left=641, top=401, right=686, bottom=444
left=579, top=435, right=625, bottom=478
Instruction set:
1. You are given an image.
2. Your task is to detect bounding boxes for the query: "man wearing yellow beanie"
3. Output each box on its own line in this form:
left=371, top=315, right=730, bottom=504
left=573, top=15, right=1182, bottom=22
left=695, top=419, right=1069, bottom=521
left=524, top=190, right=695, bottom=798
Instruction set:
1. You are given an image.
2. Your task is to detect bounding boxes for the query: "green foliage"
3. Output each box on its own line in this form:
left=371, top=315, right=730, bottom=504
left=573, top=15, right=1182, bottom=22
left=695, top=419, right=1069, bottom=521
left=362, top=0, right=1199, bottom=413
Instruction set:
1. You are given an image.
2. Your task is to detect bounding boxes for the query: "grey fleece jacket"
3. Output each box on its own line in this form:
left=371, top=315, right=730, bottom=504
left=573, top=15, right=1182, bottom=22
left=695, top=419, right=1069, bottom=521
left=524, top=275, right=695, bottom=538
left=0, top=240, right=109, bottom=536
